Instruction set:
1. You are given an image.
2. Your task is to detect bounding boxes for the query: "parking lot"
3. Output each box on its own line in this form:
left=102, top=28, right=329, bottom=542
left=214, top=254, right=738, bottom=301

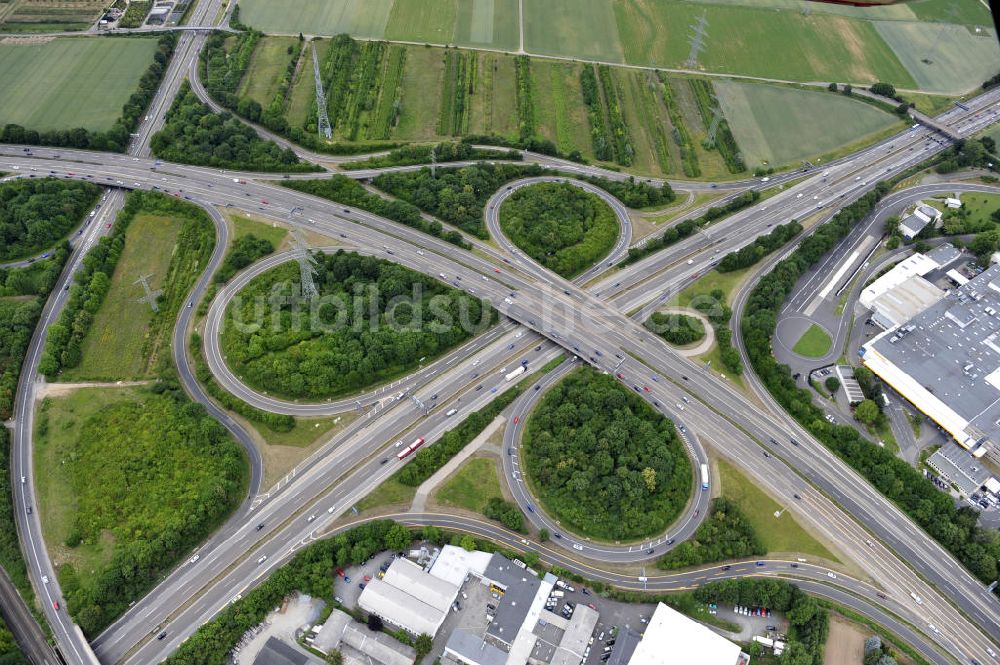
left=336, top=551, right=401, bottom=609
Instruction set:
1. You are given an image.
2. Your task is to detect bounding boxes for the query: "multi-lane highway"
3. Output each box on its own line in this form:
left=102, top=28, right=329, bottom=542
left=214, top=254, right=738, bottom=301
left=2, top=68, right=999, bottom=665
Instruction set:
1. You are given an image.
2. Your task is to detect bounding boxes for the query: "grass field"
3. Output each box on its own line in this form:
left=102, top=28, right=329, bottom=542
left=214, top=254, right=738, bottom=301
left=394, top=45, right=447, bottom=141
left=0, top=37, right=158, bottom=132
left=523, top=0, right=622, bottom=62
left=714, top=81, right=900, bottom=169
left=239, top=0, right=393, bottom=37
left=532, top=60, right=592, bottom=158
left=356, top=476, right=416, bottom=513
left=238, top=0, right=987, bottom=95
left=615, top=0, right=915, bottom=86
left=956, top=192, right=1000, bottom=230
left=467, top=51, right=519, bottom=138
left=874, top=21, right=1000, bottom=95
left=454, top=0, right=519, bottom=50
left=792, top=323, right=833, bottom=357
left=434, top=456, right=502, bottom=512
left=718, top=459, right=839, bottom=562
left=239, top=36, right=300, bottom=107
left=59, top=214, right=182, bottom=381
left=229, top=212, right=290, bottom=248
left=386, top=0, right=457, bottom=43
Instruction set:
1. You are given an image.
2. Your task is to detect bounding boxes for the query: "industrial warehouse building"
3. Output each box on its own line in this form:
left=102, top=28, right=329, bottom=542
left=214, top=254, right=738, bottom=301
left=858, top=244, right=960, bottom=330
left=628, top=603, right=749, bottom=665
left=358, top=557, right=461, bottom=636
left=860, top=264, right=1000, bottom=461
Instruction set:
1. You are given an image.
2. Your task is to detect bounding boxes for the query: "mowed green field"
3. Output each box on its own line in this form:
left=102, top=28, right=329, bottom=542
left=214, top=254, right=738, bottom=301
left=714, top=81, right=900, bottom=168
left=614, top=0, right=915, bottom=87
left=239, top=0, right=393, bottom=37
left=240, top=0, right=987, bottom=93
left=240, top=0, right=519, bottom=50
left=454, top=0, right=519, bottom=50
left=874, top=21, right=1000, bottom=94
left=523, top=0, right=623, bottom=62
left=0, top=37, right=158, bottom=132
left=59, top=214, right=182, bottom=381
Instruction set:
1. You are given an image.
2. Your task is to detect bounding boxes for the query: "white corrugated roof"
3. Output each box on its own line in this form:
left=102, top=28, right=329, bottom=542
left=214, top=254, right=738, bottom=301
left=628, top=603, right=742, bottom=665
left=429, top=545, right=492, bottom=587
left=859, top=253, right=938, bottom=309
left=358, top=558, right=459, bottom=637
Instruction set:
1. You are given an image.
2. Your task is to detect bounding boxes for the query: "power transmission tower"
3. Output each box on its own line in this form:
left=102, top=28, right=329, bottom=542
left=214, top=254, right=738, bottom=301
left=686, top=12, right=708, bottom=69
left=134, top=274, right=162, bottom=312
left=290, top=227, right=318, bottom=299
left=312, top=42, right=332, bottom=140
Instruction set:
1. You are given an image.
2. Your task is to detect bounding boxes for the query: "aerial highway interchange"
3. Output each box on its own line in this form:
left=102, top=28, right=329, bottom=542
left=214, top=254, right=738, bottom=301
left=1, top=3, right=1000, bottom=665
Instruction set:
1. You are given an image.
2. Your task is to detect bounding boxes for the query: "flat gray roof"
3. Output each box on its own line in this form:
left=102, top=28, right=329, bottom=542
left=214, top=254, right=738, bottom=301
left=484, top=555, right=541, bottom=645
left=864, top=264, right=1000, bottom=451
left=445, top=630, right=508, bottom=665
left=925, top=242, right=961, bottom=268
left=254, top=637, right=317, bottom=665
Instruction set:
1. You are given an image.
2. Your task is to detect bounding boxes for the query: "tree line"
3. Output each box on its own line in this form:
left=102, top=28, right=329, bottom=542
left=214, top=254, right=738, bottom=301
left=340, top=142, right=522, bottom=171
left=0, top=33, right=176, bottom=153
left=0, top=246, right=69, bottom=418
left=373, top=163, right=545, bottom=237
left=48, top=381, right=246, bottom=637
left=483, top=497, right=526, bottom=532
left=220, top=251, right=496, bottom=400
left=396, top=384, right=524, bottom=486
left=215, top=234, right=274, bottom=284
left=695, top=579, right=828, bottom=665
left=570, top=174, right=674, bottom=209
left=499, top=182, right=619, bottom=278
left=150, top=83, right=319, bottom=173
left=645, top=311, right=705, bottom=347
left=522, top=368, right=692, bottom=540
left=0, top=179, right=101, bottom=261
left=741, top=183, right=1000, bottom=588
left=0, top=615, right=27, bottom=665
left=283, top=175, right=469, bottom=248
left=625, top=190, right=760, bottom=265
left=164, top=520, right=415, bottom=664
left=716, top=220, right=802, bottom=273
left=657, top=498, right=764, bottom=569
left=190, top=331, right=295, bottom=433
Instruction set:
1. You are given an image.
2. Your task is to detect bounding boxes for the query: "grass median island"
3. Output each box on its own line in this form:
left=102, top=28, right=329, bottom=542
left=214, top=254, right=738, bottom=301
left=34, top=384, right=247, bottom=637
left=220, top=250, right=496, bottom=401
left=48, top=192, right=216, bottom=382
left=435, top=457, right=502, bottom=513
left=0, top=178, right=101, bottom=262
left=717, top=460, right=839, bottom=562
left=522, top=367, right=692, bottom=541
left=645, top=311, right=705, bottom=347
left=792, top=323, right=832, bottom=358
left=498, top=182, right=619, bottom=278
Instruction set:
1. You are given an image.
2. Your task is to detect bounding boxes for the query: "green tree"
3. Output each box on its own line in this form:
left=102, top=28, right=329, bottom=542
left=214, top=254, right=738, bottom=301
left=855, top=399, right=879, bottom=425
left=460, top=535, right=476, bottom=551
left=824, top=377, right=840, bottom=393
left=539, top=528, right=550, bottom=542
left=324, top=650, right=343, bottom=665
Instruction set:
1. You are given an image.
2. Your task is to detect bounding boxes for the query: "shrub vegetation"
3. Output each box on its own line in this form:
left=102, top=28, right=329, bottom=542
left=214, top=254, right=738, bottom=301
left=658, top=498, right=764, bottom=569
left=522, top=368, right=692, bottom=540
left=499, top=182, right=619, bottom=278
left=0, top=179, right=101, bottom=261
left=220, top=251, right=496, bottom=400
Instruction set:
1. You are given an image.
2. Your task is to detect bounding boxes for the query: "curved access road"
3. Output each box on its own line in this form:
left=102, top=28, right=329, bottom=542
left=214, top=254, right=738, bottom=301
left=484, top=176, right=633, bottom=284
left=500, top=359, right=713, bottom=561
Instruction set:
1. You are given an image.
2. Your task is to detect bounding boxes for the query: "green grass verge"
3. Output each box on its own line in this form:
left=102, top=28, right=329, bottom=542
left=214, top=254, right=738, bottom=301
left=434, top=457, right=502, bottom=512
left=792, top=323, right=833, bottom=358
left=718, top=458, right=839, bottom=562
